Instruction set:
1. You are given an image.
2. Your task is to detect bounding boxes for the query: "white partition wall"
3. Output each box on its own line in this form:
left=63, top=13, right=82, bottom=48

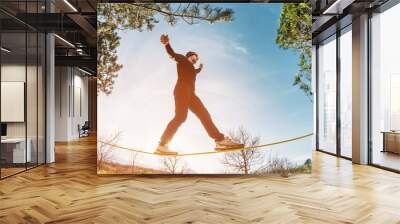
left=55, top=67, right=89, bottom=141
left=1, top=82, right=25, bottom=122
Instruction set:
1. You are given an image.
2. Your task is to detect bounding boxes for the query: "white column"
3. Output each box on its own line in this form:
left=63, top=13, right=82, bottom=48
left=46, top=33, right=55, bottom=163
left=45, top=0, right=55, bottom=163
left=352, top=14, right=369, bottom=164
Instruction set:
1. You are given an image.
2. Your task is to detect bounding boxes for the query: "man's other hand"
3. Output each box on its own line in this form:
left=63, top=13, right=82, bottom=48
left=160, top=34, right=169, bottom=45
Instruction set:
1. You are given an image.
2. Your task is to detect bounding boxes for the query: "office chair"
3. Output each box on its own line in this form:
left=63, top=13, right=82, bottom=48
left=79, top=121, right=90, bottom=138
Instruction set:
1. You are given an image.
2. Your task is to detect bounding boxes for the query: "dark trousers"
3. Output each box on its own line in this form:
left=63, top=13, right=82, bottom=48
left=160, top=84, right=224, bottom=145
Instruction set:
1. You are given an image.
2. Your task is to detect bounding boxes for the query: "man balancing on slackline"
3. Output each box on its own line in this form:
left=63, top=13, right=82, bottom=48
left=155, top=34, right=244, bottom=155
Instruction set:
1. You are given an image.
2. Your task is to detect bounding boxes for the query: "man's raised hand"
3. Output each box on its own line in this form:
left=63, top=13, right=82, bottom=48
left=160, top=34, right=169, bottom=45
left=199, top=63, right=204, bottom=70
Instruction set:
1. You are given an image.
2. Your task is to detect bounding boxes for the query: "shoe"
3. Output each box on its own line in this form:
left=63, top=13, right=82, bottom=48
left=155, top=145, right=178, bottom=155
left=215, top=137, right=244, bottom=151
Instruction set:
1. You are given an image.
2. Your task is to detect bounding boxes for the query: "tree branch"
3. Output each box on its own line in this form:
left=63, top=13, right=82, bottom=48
left=130, top=3, right=215, bottom=23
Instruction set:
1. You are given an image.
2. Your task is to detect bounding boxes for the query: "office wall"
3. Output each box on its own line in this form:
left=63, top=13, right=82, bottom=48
left=73, top=72, right=89, bottom=137
left=55, top=66, right=69, bottom=141
left=1, top=61, right=46, bottom=170
left=55, top=67, right=89, bottom=141
left=1, top=64, right=40, bottom=139
left=1, top=82, right=24, bottom=122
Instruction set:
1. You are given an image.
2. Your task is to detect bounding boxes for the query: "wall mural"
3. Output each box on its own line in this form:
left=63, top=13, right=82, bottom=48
left=97, top=3, right=313, bottom=175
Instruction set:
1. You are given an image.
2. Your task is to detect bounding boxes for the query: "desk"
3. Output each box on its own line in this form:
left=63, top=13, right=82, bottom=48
left=382, top=131, right=400, bottom=154
left=1, top=138, right=31, bottom=163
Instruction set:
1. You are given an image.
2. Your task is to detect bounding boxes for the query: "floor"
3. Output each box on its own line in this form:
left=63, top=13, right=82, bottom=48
left=1, top=163, right=44, bottom=178
left=0, top=136, right=400, bottom=224
left=373, top=150, right=400, bottom=171
left=0, top=167, right=25, bottom=178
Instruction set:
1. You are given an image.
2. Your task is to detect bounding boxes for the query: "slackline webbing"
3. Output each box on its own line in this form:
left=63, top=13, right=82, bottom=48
left=98, top=133, right=313, bottom=157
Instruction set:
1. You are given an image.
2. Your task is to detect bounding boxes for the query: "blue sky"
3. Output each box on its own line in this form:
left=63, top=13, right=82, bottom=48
left=98, top=3, right=313, bottom=173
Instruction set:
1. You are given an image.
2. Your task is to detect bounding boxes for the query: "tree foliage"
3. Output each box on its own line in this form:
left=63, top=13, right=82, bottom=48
left=97, top=3, right=234, bottom=95
left=276, top=3, right=312, bottom=101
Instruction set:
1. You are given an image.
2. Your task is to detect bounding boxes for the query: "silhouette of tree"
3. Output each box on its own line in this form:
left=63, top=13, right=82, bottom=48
left=97, top=131, right=121, bottom=170
left=160, top=156, right=190, bottom=174
left=98, top=3, right=234, bottom=95
left=221, top=127, right=263, bottom=174
left=130, top=151, right=139, bottom=174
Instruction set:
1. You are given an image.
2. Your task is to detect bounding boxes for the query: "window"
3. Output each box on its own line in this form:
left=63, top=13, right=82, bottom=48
left=0, top=1, right=46, bottom=179
left=339, top=26, right=352, bottom=158
left=1, top=30, right=28, bottom=178
left=370, top=2, right=400, bottom=171
left=390, top=74, right=400, bottom=131
left=318, top=35, right=337, bottom=154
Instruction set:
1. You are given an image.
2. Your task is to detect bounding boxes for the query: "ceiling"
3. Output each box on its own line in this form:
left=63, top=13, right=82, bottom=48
left=3, top=0, right=394, bottom=72
left=311, top=0, right=391, bottom=43
left=0, top=0, right=97, bottom=74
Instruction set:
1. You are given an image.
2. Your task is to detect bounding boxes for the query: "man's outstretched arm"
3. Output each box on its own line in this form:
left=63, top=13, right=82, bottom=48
left=165, top=44, right=177, bottom=59
left=160, top=34, right=184, bottom=62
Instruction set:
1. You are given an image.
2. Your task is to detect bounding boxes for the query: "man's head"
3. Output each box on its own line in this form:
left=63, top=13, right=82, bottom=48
left=186, top=51, right=199, bottom=64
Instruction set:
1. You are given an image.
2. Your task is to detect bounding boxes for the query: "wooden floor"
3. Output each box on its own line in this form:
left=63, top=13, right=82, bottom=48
left=1, top=136, right=400, bottom=224
left=373, top=151, right=400, bottom=171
